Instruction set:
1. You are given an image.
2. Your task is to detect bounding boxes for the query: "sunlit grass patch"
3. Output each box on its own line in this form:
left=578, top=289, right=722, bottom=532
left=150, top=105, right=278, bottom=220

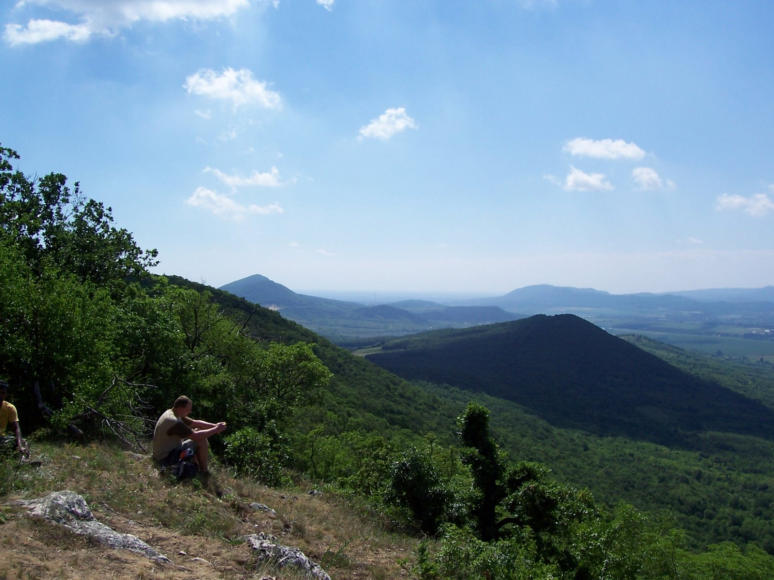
left=1, top=440, right=419, bottom=579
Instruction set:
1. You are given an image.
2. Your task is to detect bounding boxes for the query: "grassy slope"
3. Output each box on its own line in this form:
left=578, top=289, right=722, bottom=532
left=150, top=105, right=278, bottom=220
left=1, top=442, right=416, bottom=579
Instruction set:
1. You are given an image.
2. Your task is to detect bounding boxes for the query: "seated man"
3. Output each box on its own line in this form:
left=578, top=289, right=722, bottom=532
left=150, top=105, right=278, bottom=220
left=152, top=395, right=226, bottom=474
left=0, top=380, right=29, bottom=459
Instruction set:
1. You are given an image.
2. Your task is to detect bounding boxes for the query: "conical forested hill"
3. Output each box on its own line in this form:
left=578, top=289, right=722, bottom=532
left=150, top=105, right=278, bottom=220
left=366, top=314, right=774, bottom=446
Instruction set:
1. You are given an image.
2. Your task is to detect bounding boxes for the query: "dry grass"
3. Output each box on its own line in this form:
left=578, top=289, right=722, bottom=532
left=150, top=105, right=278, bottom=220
left=0, top=442, right=418, bottom=579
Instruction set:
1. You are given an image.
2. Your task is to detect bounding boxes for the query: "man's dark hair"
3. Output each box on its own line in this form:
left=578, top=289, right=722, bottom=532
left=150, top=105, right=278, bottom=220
left=173, top=395, right=192, bottom=409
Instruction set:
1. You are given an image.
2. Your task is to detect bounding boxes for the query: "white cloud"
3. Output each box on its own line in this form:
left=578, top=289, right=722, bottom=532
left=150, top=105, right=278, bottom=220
left=194, top=109, right=212, bottom=120
left=186, top=186, right=283, bottom=221
left=316, top=248, right=336, bottom=257
left=632, top=167, right=662, bottom=190
left=564, top=166, right=613, bottom=191
left=205, top=166, right=284, bottom=188
left=5, top=19, right=92, bottom=45
left=716, top=192, right=774, bottom=217
left=564, top=137, right=645, bottom=160
left=359, top=107, right=417, bottom=140
left=4, top=0, right=252, bottom=45
left=184, top=68, right=282, bottom=109
left=316, top=0, right=335, bottom=11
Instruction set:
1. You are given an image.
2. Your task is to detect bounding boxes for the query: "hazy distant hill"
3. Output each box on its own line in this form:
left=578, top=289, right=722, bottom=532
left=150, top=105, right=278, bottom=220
left=467, top=283, right=774, bottom=319
left=470, top=284, right=701, bottom=314
left=220, top=274, right=521, bottom=340
left=220, top=274, right=356, bottom=311
left=366, top=314, right=774, bottom=446
left=672, top=286, right=774, bottom=303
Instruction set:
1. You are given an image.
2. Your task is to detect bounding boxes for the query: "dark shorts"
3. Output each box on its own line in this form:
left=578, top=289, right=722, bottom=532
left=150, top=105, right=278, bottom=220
left=161, top=439, right=197, bottom=466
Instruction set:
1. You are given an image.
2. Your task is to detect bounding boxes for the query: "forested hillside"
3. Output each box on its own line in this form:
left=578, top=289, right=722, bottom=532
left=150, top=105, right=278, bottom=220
left=5, top=144, right=774, bottom=577
left=366, top=315, right=774, bottom=446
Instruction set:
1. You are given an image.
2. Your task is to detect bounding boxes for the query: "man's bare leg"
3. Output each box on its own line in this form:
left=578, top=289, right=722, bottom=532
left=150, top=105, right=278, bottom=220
left=195, top=437, right=210, bottom=473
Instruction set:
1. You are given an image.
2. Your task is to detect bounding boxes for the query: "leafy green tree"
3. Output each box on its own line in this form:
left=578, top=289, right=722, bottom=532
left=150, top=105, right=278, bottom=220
left=458, top=402, right=507, bottom=541
left=387, top=446, right=455, bottom=535
left=223, top=425, right=289, bottom=486
left=0, top=144, right=157, bottom=288
left=0, top=144, right=161, bottom=437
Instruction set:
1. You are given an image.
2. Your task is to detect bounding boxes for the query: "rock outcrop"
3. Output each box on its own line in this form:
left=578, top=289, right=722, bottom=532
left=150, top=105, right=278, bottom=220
left=246, top=532, right=331, bottom=580
left=18, top=490, right=170, bottom=563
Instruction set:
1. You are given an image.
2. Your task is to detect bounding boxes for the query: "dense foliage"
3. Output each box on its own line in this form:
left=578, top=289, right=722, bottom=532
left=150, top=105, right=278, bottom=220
left=0, top=144, right=331, bottom=481
left=366, top=315, right=774, bottom=446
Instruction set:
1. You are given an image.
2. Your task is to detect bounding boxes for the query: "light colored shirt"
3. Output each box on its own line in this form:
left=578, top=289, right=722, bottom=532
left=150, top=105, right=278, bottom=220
left=152, top=408, right=193, bottom=461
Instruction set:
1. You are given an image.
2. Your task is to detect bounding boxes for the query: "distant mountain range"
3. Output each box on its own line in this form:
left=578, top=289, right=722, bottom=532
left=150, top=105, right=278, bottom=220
left=220, top=274, right=774, bottom=342
left=220, top=274, right=521, bottom=340
left=465, top=283, right=774, bottom=315
left=365, top=314, right=774, bottom=446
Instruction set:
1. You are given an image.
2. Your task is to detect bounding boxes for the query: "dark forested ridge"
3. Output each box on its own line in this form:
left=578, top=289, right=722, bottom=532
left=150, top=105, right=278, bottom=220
left=367, top=314, right=774, bottom=446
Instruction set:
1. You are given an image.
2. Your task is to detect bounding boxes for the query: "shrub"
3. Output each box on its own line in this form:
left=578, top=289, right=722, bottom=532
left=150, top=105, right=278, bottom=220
left=387, top=447, right=455, bottom=535
left=223, top=425, right=289, bottom=487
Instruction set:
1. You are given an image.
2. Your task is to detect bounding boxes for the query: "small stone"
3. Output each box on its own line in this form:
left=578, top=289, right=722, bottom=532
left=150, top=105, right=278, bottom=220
left=249, top=503, right=277, bottom=515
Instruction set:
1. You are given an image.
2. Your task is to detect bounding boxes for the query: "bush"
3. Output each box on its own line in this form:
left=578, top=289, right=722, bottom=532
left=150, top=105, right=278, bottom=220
left=430, top=524, right=558, bottom=579
left=387, top=447, right=455, bottom=535
left=223, top=425, right=289, bottom=487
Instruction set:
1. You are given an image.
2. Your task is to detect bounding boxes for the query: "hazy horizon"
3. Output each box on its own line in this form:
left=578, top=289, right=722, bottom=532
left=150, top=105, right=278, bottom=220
left=213, top=272, right=774, bottom=304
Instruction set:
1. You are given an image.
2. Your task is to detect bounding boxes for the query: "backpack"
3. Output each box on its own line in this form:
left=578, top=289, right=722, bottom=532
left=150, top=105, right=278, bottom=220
left=173, top=446, right=198, bottom=480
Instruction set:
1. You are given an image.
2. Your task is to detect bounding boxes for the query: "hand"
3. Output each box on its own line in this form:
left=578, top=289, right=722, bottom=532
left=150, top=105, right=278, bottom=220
left=217, top=422, right=227, bottom=433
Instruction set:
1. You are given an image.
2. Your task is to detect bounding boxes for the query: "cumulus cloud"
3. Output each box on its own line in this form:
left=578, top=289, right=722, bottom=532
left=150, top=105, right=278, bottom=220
left=316, top=248, right=336, bottom=256
left=632, top=167, right=675, bottom=190
left=716, top=192, right=774, bottom=217
left=4, top=0, right=252, bottom=45
left=564, top=137, right=645, bottom=160
left=564, top=166, right=613, bottom=191
left=184, top=68, right=282, bottom=109
left=5, top=19, right=92, bottom=45
left=632, top=167, right=664, bottom=190
left=316, top=0, right=335, bottom=11
left=205, top=166, right=285, bottom=188
left=359, top=107, right=417, bottom=140
left=186, top=186, right=283, bottom=221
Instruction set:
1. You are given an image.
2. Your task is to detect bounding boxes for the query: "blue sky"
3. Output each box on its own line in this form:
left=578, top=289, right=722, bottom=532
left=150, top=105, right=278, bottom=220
left=2, top=1, right=773, bottom=295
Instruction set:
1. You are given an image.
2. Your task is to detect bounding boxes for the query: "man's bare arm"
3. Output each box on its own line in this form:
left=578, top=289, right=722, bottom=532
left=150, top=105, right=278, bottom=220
left=10, top=421, right=22, bottom=450
left=188, top=418, right=222, bottom=430
left=188, top=422, right=227, bottom=442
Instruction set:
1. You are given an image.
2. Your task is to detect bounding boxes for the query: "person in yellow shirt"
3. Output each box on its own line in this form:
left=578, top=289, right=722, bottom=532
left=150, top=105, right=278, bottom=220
left=0, top=380, right=28, bottom=459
